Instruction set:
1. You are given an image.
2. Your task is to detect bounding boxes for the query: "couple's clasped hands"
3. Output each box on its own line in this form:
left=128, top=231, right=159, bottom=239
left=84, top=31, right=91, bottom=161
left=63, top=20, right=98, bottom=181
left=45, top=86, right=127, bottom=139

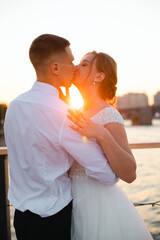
left=67, top=108, right=105, bottom=140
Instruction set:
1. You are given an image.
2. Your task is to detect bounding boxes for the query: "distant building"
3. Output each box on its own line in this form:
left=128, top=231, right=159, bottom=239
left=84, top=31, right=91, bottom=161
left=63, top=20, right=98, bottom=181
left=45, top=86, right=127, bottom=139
left=116, top=93, right=148, bottom=109
left=154, top=91, right=160, bottom=107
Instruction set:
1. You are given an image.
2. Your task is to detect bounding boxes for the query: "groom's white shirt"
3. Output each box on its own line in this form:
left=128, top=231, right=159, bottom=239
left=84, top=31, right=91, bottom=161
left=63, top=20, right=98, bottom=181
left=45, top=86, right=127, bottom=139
left=4, top=81, right=118, bottom=217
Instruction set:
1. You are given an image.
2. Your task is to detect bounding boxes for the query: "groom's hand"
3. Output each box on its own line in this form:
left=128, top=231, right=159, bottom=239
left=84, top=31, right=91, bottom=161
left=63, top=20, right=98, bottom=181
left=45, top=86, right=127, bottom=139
left=67, top=108, right=105, bottom=139
left=68, top=108, right=84, bottom=120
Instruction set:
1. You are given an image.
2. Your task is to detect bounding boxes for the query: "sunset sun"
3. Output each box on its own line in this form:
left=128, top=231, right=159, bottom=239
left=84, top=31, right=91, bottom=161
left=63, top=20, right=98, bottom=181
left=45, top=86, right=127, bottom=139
left=69, top=85, right=84, bottom=109
left=61, top=85, right=84, bottom=110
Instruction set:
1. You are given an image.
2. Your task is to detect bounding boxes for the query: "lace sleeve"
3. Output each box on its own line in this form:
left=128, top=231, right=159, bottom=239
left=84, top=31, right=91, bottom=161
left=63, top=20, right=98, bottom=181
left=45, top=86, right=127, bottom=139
left=91, top=107, right=124, bottom=126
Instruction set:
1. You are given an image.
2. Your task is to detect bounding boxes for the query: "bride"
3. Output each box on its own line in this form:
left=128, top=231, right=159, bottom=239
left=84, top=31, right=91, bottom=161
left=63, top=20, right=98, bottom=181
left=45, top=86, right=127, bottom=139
left=68, top=51, right=153, bottom=239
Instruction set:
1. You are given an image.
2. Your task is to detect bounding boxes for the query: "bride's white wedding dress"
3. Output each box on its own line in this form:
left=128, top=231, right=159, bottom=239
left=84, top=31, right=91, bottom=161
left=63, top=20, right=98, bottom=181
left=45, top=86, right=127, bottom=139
left=69, top=107, right=153, bottom=240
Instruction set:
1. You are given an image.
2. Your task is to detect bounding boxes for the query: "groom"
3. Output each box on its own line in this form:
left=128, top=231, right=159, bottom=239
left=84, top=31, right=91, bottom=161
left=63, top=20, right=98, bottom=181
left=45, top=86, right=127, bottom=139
left=4, top=34, right=118, bottom=240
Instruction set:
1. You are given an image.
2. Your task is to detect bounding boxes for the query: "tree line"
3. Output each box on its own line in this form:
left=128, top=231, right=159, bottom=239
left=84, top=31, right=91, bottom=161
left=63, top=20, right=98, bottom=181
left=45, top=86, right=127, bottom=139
left=0, top=104, right=7, bottom=125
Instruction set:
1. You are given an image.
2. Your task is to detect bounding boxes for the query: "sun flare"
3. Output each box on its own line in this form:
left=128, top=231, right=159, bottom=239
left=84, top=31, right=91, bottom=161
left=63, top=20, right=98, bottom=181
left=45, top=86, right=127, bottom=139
left=61, top=85, right=84, bottom=110
left=69, top=85, right=84, bottom=109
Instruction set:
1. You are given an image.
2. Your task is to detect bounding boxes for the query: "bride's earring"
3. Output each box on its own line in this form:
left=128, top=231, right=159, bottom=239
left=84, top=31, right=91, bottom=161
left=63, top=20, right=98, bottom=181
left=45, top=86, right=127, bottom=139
left=93, top=79, right=98, bottom=85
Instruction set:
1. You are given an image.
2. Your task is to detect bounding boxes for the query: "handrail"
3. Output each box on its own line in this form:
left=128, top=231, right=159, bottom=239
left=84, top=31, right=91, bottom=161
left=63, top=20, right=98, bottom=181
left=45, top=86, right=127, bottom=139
left=0, top=147, right=7, bottom=155
left=129, top=142, right=160, bottom=149
left=1, top=142, right=160, bottom=155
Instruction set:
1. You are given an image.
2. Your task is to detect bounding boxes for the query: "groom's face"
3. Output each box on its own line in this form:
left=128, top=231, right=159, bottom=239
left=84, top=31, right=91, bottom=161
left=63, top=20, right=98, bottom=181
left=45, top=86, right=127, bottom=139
left=58, top=47, right=75, bottom=88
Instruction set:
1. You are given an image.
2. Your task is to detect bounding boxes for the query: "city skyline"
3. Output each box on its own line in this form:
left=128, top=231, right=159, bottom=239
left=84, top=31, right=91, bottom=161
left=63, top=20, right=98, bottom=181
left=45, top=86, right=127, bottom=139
left=0, top=0, right=160, bottom=105
left=117, top=90, right=160, bottom=106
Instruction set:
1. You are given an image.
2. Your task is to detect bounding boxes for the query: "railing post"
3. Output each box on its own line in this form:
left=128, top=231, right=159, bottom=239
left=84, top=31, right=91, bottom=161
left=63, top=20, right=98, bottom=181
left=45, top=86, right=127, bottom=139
left=0, top=154, right=11, bottom=240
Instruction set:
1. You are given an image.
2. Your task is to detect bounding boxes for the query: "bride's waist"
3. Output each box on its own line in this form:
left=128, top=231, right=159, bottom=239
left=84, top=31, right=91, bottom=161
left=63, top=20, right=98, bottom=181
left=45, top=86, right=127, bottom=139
left=68, top=161, right=88, bottom=179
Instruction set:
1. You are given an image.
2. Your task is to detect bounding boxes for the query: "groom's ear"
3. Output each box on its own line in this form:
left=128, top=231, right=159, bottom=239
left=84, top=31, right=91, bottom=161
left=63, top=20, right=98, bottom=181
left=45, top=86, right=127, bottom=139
left=50, top=62, right=60, bottom=76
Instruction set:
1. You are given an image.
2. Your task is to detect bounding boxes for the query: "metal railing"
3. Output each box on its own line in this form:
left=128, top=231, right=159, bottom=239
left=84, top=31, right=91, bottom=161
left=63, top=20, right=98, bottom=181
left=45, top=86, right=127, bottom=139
left=1, top=143, right=160, bottom=240
left=129, top=142, right=160, bottom=149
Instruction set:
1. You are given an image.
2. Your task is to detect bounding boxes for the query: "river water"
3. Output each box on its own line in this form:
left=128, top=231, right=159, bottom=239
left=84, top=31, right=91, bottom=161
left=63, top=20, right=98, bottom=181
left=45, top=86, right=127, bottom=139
left=118, top=119, right=160, bottom=238
left=10, top=119, right=160, bottom=239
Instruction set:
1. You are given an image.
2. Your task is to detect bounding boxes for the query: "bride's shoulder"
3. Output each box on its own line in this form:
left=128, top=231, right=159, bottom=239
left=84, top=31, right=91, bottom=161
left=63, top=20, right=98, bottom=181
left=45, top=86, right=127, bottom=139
left=91, top=106, right=124, bottom=126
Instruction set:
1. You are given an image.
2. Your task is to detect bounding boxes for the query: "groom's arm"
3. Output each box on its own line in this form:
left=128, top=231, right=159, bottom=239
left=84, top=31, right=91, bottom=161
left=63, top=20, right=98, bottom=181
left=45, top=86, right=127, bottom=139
left=60, top=118, right=118, bottom=185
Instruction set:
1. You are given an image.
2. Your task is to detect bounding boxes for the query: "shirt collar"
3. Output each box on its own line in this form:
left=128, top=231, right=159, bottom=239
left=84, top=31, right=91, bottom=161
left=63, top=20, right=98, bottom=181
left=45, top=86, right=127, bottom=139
left=31, top=81, right=59, bottom=97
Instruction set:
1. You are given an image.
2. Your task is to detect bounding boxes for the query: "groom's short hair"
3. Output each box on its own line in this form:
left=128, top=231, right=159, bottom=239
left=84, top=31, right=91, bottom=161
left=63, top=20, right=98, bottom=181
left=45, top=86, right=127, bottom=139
left=29, top=34, right=70, bottom=72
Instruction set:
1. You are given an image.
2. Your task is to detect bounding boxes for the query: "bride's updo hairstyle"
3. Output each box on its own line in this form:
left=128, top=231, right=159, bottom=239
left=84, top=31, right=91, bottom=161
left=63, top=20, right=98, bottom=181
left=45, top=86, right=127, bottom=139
left=90, top=51, right=117, bottom=104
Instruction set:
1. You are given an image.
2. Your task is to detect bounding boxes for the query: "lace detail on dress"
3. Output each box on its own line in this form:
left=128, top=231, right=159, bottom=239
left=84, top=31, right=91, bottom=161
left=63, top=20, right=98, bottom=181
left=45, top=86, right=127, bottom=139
left=68, top=161, right=89, bottom=179
left=91, top=106, right=124, bottom=126
left=69, top=107, right=124, bottom=179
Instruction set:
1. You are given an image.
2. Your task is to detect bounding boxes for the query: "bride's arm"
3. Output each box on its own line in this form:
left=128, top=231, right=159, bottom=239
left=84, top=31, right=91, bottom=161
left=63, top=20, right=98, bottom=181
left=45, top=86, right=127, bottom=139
left=97, top=123, right=136, bottom=183
left=67, top=110, right=136, bottom=183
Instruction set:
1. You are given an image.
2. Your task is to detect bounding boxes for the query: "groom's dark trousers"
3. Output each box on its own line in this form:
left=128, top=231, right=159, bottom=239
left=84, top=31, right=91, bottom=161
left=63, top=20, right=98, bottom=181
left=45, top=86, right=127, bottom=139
left=14, top=201, right=72, bottom=240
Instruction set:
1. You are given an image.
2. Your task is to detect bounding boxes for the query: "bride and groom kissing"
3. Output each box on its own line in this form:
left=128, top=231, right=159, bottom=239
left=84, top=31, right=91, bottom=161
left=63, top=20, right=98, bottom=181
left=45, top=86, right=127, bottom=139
left=4, top=34, right=153, bottom=240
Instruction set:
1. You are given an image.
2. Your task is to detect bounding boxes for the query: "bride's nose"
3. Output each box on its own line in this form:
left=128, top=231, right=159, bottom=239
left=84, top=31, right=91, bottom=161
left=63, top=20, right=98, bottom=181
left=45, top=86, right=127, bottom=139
left=72, top=64, right=76, bottom=72
left=73, top=65, right=79, bottom=75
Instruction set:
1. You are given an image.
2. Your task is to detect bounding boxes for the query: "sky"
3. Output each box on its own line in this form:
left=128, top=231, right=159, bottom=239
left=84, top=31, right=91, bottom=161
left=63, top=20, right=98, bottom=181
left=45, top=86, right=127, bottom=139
left=0, top=0, right=160, bottom=105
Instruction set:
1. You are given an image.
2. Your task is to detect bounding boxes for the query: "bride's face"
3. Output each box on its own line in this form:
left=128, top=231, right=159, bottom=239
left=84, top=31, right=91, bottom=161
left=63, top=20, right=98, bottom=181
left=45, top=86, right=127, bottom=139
left=73, top=53, right=98, bottom=87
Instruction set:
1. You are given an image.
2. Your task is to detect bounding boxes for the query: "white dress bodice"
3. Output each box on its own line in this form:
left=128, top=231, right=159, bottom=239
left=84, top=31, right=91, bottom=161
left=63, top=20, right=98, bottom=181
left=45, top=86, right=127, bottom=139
left=69, top=106, right=124, bottom=179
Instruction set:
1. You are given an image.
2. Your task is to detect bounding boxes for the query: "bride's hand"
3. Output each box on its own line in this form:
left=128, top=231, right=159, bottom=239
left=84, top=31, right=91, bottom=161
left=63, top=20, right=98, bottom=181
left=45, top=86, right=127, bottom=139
left=67, top=108, right=105, bottom=139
